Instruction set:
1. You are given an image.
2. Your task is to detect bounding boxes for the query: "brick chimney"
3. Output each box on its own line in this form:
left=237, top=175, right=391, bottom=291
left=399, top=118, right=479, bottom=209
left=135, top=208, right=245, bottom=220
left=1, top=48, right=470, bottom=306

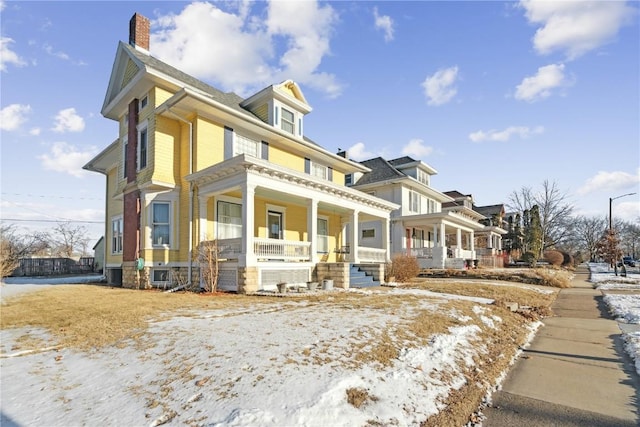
left=129, top=13, right=150, bottom=51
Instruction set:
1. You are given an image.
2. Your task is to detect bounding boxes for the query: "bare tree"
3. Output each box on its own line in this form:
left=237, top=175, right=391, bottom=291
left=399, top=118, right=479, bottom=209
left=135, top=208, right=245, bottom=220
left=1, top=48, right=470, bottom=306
left=569, top=215, right=608, bottom=262
left=508, top=180, right=574, bottom=251
left=50, top=222, right=89, bottom=257
left=0, top=225, right=50, bottom=278
left=199, top=239, right=220, bottom=293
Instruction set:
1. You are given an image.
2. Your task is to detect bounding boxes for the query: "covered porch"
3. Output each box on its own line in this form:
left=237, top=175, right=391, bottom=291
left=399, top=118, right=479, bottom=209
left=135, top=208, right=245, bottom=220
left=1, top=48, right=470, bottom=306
left=187, top=155, right=397, bottom=292
left=398, top=212, right=486, bottom=269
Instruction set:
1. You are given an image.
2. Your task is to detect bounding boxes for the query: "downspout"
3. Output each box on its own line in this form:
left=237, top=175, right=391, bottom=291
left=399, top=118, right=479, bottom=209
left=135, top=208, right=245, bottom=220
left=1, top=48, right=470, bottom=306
left=164, top=108, right=194, bottom=285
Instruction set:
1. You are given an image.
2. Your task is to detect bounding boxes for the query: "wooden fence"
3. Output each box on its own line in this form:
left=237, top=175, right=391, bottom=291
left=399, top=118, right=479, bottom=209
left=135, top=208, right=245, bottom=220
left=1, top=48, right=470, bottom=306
left=13, top=257, right=96, bottom=277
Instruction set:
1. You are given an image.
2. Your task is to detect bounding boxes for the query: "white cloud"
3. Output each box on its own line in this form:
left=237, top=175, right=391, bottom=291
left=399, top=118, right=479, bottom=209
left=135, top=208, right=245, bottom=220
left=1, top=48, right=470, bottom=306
left=514, top=63, right=568, bottom=102
left=29, top=127, right=41, bottom=136
left=151, top=1, right=341, bottom=98
left=469, top=125, right=544, bottom=143
left=577, top=169, right=640, bottom=195
left=43, top=43, right=70, bottom=61
left=52, top=108, right=85, bottom=133
left=373, top=7, right=394, bottom=42
left=402, top=139, right=433, bottom=158
left=1, top=37, right=27, bottom=72
left=421, top=66, right=459, bottom=106
left=519, top=0, right=636, bottom=60
left=0, top=104, right=31, bottom=131
left=38, top=142, right=98, bottom=178
left=346, top=142, right=375, bottom=161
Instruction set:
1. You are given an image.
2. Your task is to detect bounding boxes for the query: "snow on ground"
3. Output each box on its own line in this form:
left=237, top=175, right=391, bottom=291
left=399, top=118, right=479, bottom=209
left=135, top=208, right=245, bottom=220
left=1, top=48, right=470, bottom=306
left=0, top=276, right=527, bottom=427
left=588, top=263, right=640, bottom=375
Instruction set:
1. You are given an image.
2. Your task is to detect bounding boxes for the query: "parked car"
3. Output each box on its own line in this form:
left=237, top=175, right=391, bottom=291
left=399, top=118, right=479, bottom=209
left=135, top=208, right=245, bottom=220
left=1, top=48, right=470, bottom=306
left=622, top=256, right=636, bottom=267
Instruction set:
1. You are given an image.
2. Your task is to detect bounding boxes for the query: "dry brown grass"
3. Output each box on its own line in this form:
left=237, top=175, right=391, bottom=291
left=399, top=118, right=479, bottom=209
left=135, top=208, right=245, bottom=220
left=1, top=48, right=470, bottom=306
left=346, top=387, right=378, bottom=408
left=0, top=285, right=268, bottom=350
left=419, top=267, right=573, bottom=288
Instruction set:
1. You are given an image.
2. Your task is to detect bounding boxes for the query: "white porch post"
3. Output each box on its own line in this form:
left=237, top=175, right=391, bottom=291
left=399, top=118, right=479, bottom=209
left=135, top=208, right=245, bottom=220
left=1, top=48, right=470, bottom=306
left=350, top=209, right=360, bottom=263
left=456, top=228, right=462, bottom=256
left=498, top=234, right=502, bottom=251
left=198, top=196, right=208, bottom=241
left=439, top=223, right=446, bottom=248
left=382, top=217, right=390, bottom=262
left=307, top=198, right=318, bottom=263
left=470, top=231, right=475, bottom=254
left=241, top=183, right=256, bottom=266
left=433, top=224, right=439, bottom=246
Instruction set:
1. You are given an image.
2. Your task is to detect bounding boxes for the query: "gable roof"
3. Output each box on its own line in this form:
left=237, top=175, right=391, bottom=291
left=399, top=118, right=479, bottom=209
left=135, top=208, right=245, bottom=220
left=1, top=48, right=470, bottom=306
left=388, top=156, right=417, bottom=166
left=474, top=204, right=504, bottom=217
left=102, top=41, right=260, bottom=120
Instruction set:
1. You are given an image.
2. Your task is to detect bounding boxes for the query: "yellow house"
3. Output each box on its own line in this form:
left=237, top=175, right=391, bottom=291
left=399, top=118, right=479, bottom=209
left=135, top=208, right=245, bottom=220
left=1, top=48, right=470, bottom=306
left=84, top=13, right=397, bottom=292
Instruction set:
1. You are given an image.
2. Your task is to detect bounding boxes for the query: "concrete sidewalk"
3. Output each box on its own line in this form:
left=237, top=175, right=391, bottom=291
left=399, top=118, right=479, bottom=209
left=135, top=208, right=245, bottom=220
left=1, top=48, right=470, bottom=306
left=483, top=266, right=639, bottom=426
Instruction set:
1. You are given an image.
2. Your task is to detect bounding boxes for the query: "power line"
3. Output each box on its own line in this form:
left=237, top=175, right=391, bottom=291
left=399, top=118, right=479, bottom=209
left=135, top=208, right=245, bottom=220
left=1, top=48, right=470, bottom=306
left=1, top=192, right=103, bottom=201
left=0, top=218, right=104, bottom=224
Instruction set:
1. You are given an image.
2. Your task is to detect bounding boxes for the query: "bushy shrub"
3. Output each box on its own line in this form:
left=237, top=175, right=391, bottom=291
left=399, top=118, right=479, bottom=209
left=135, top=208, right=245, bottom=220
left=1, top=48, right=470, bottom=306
left=521, top=251, right=537, bottom=267
left=543, top=250, right=564, bottom=267
left=560, top=251, right=574, bottom=267
left=389, top=254, right=420, bottom=282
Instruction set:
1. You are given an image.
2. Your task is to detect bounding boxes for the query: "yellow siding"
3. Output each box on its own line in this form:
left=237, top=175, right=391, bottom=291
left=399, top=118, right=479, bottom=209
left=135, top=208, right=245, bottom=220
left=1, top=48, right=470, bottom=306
left=332, top=169, right=345, bottom=185
left=153, top=115, right=180, bottom=184
left=194, top=116, right=225, bottom=171
left=105, top=168, right=123, bottom=265
left=269, top=145, right=305, bottom=172
left=121, top=59, right=139, bottom=90
left=154, top=87, right=174, bottom=107
left=254, top=198, right=267, bottom=238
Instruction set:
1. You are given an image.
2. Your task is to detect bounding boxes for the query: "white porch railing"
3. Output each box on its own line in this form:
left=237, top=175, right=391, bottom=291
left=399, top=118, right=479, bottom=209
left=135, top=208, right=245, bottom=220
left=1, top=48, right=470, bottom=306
left=410, top=247, right=433, bottom=258
left=254, top=238, right=311, bottom=261
left=358, top=247, right=387, bottom=263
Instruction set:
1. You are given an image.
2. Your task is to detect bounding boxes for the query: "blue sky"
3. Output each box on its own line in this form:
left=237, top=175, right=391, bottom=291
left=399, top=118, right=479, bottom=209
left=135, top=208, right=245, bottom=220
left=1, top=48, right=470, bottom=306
left=1, top=0, right=639, bottom=245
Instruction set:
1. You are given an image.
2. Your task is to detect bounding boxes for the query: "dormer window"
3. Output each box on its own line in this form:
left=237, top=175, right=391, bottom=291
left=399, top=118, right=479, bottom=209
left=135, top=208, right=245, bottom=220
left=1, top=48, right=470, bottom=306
left=281, top=107, right=295, bottom=134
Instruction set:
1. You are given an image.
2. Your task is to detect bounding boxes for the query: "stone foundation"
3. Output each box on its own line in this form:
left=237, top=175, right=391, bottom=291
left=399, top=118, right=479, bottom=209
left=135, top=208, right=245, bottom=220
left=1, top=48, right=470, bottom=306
left=238, top=266, right=259, bottom=294
left=316, top=263, right=350, bottom=289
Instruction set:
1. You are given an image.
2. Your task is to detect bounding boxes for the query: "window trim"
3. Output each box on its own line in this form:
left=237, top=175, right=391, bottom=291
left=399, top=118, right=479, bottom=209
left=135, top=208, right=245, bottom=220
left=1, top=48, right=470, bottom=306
left=317, top=216, right=329, bottom=254
left=281, top=107, right=295, bottom=134
left=137, top=121, right=148, bottom=171
left=151, top=201, right=171, bottom=247
left=409, top=190, right=420, bottom=213
left=111, top=216, right=123, bottom=254
left=362, top=229, right=375, bottom=239
left=216, top=199, right=243, bottom=240
left=151, top=269, right=169, bottom=284
left=139, top=94, right=148, bottom=110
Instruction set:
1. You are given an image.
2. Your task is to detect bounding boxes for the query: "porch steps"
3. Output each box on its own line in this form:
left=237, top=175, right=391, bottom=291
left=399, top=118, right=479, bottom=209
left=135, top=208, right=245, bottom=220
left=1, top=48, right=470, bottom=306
left=349, top=265, right=380, bottom=288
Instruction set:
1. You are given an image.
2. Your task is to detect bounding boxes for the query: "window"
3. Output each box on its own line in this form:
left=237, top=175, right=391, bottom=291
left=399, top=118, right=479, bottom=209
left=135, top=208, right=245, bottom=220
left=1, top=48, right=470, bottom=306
left=416, top=169, right=430, bottom=186
left=345, top=174, right=352, bottom=185
left=217, top=201, right=242, bottom=239
left=317, top=218, right=328, bottom=253
left=412, top=229, right=425, bottom=249
left=428, top=199, right=436, bottom=213
left=362, top=229, right=375, bottom=239
left=233, top=134, right=259, bottom=158
left=281, top=108, right=295, bottom=134
left=312, top=163, right=328, bottom=180
left=138, top=126, right=148, bottom=170
left=152, top=202, right=170, bottom=246
left=122, top=136, right=128, bottom=179
left=268, top=211, right=283, bottom=239
left=152, top=269, right=169, bottom=283
left=409, top=191, right=420, bottom=213
left=111, top=217, right=123, bottom=254
left=140, top=95, right=148, bottom=110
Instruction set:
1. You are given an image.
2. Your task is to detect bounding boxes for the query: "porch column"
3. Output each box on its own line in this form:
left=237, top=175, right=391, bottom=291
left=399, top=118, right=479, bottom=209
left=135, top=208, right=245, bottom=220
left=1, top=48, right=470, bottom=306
left=456, top=228, right=462, bottom=254
left=439, top=223, right=445, bottom=248
left=433, top=224, right=439, bottom=247
left=198, top=196, right=208, bottom=240
left=498, top=234, right=502, bottom=251
left=241, top=183, right=256, bottom=266
left=470, top=231, right=475, bottom=253
left=307, top=198, right=318, bottom=263
left=382, top=217, right=390, bottom=262
left=350, top=209, right=359, bottom=263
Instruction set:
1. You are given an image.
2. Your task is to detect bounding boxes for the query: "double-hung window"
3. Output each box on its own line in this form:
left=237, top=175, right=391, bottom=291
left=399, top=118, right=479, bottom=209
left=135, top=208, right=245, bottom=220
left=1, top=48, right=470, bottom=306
left=409, top=191, right=420, bottom=213
left=217, top=201, right=242, bottom=239
left=152, top=202, right=170, bottom=246
left=317, top=218, right=328, bottom=253
left=281, top=108, right=295, bottom=134
left=312, top=163, right=328, bottom=180
left=111, top=217, right=123, bottom=254
left=138, top=125, right=148, bottom=170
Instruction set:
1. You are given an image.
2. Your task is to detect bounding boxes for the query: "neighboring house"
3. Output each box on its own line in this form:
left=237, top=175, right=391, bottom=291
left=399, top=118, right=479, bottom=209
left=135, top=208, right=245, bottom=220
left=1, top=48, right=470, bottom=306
left=443, top=192, right=507, bottom=267
left=347, top=157, right=507, bottom=269
left=83, top=13, right=397, bottom=292
left=92, top=236, right=105, bottom=273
